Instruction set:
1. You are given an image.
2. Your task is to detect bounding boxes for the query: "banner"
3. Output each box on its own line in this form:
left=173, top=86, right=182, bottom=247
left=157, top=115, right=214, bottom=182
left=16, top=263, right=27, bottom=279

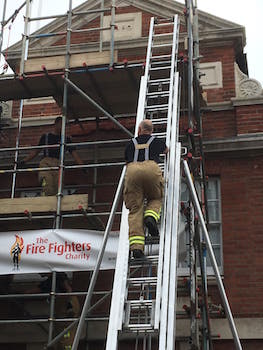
left=1, top=229, right=118, bottom=275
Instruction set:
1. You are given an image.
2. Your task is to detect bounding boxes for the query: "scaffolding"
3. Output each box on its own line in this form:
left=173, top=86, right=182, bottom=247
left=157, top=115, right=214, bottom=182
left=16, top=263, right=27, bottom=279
left=0, top=0, right=137, bottom=349
left=0, top=1, right=242, bottom=349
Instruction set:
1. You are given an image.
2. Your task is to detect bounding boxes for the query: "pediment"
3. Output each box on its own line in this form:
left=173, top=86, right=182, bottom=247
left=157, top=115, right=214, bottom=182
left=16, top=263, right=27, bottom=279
left=7, top=0, right=245, bottom=53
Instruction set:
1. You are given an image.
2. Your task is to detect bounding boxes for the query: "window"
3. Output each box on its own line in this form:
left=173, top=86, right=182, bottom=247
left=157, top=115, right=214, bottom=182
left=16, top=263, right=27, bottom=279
left=178, top=178, right=223, bottom=275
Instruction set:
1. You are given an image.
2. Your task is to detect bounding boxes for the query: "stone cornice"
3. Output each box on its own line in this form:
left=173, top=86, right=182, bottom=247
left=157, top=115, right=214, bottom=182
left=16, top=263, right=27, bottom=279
left=203, top=134, right=263, bottom=155
left=231, top=97, right=263, bottom=106
left=6, top=26, right=245, bottom=69
left=5, top=0, right=246, bottom=67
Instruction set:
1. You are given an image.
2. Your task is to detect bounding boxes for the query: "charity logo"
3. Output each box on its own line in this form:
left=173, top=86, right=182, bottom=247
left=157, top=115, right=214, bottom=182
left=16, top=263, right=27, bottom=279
left=10, top=234, right=24, bottom=270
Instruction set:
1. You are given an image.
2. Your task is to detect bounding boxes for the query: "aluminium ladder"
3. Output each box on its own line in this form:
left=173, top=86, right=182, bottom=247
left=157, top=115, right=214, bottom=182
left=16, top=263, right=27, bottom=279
left=106, top=15, right=182, bottom=350
left=71, top=12, right=242, bottom=350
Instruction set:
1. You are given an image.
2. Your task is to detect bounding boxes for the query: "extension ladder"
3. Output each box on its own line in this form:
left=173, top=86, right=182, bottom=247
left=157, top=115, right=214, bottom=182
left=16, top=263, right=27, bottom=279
left=106, top=15, right=182, bottom=350
left=71, top=13, right=242, bottom=350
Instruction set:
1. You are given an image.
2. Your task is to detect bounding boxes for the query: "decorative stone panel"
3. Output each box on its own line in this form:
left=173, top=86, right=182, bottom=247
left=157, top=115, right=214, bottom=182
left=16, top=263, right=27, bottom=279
left=234, top=62, right=263, bottom=98
left=103, top=12, right=142, bottom=42
left=0, top=101, right=12, bottom=123
left=199, top=61, right=223, bottom=90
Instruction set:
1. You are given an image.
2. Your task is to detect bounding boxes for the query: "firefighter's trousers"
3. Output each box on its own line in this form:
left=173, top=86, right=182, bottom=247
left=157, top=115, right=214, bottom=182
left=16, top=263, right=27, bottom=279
left=124, top=160, right=164, bottom=251
left=39, top=157, right=60, bottom=196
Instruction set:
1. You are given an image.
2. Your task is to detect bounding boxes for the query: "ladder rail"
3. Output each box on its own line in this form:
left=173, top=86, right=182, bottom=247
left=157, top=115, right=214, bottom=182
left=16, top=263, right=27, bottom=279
left=106, top=15, right=182, bottom=350
left=166, top=142, right=181, bottom=350
left=166, top=74, right=181, bottom=349
left=158, top=73, right=180, bottom=349
left=154, top=15, right=180, bottom=333
left=164, top=15, right=179, bottom=155
left=105, top=203, right=129, bottom=350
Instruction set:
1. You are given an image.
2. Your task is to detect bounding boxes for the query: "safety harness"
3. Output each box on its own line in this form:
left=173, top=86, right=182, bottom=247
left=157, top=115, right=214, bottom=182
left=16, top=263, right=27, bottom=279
left=43, top=133, right=50, bottom=158
left=132, top=136, right=155, bottom=162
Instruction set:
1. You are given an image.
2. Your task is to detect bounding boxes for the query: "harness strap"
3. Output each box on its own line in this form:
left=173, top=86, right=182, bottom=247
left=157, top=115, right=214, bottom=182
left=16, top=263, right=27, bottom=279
left=44, top=133, right=49, bottom=157
left=132, top=136, right=155, bottom=162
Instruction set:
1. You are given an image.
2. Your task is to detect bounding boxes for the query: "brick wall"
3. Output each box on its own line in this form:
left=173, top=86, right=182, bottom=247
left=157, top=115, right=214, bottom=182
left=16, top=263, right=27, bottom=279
left=207, top=156, right=263, bottom=316
left=12, top=100, right=61, bottom=119
left=236, top=104, right=263, bottom=134
left=200, top=46, right=236, bottom=103
left=203, top=110, right=237, bottom=139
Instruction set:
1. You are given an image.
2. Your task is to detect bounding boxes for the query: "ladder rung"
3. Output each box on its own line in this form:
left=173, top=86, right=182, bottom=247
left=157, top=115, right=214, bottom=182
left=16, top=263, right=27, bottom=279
left=150, top=60, right=171, bottom=66
left=151, top=119, right=168, bottom=126
left=127, top=277, right=158, bottom=285
left=152, top=132, right=167, bottom=138
left=128, top=300, right=154, bottom=307
left=148, top=78, right=170, bottom=85
left=154, top=21, right=173, bottom=28
left=145, top=235, right=160, bottom=244
left=155, top=17, right=173, bottom=23
left=147, top=91, right=169, bottom=97
left=152, top=43, right=172, bottom=48
left=154, top=23, right=172, bottom=27
left=151, top=54, right=172, bottom=60
left=145, top=105, right=169, bottom=111
left=153, top=33, right=173, bottom=38
left=125, top=324, right=154, bottom=332
left=149, top=66, right=171, bottom=71
left=129, top=255, right=159, bottom=267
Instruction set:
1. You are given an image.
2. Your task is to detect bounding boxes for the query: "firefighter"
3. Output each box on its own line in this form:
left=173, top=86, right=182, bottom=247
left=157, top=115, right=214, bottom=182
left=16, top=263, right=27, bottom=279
left=26, top=272, right=80, bottom=350
left=124, top=119, right=168, bottom=259
left=19, top=117, right=84, bottom=196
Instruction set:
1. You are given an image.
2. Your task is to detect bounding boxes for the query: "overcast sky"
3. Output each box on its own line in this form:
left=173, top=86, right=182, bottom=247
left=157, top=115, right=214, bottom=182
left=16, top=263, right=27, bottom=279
left=0, top=0, right=262, bottom=86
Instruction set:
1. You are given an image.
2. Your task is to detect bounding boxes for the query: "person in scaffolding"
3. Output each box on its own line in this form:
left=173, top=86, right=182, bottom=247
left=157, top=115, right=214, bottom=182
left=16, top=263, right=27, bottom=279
left=19, top=116, right=84, bottom=196
left=124, top=119, right=168, bottom=260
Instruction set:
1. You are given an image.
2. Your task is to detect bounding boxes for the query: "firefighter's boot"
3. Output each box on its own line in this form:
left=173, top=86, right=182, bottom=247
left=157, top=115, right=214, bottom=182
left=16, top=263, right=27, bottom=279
left=144, top=216, right=159, bottom=237
left=133, top=249, right=146, bottom=260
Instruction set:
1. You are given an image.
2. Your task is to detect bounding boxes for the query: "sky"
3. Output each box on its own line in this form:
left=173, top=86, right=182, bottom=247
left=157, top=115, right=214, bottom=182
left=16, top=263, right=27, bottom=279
left=0, top=0, right=262, bottom=86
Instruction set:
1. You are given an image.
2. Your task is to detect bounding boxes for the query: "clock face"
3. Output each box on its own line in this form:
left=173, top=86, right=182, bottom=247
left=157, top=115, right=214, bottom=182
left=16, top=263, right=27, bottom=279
left=239, top=79, right=262, bottom=98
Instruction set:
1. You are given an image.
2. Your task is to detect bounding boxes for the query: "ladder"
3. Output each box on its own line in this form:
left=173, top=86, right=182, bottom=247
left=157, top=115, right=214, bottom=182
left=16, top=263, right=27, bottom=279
left=72, top=13, right=242, bottom=350
left=106, top=15, right=181, bottom=350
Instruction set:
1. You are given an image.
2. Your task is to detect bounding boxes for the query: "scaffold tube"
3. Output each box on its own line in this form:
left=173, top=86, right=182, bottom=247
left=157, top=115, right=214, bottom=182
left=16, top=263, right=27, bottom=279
left=71, top=166, right=126, bottom=350
left=64, top=77, right=133, bottom=137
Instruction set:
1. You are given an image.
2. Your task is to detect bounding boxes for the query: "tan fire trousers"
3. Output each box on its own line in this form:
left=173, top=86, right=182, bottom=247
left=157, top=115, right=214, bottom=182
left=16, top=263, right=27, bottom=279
left=39, top=157, right=60, bottom=196
left=124, top=160, right=164, bottom=251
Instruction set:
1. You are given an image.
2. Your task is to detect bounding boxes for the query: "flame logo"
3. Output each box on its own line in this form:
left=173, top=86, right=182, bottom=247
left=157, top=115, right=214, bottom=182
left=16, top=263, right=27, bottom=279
left=10, top=234, right=24, bottom=270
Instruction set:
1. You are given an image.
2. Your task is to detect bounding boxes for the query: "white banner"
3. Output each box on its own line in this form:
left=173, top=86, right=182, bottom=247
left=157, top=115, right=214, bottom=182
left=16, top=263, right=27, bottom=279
left=1, top=229, right=118, bottom=275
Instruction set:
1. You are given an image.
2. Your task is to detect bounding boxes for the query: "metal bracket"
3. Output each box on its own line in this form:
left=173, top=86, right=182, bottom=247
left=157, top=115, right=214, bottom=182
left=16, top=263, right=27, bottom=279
left=181, top=146, right=188, bottom=156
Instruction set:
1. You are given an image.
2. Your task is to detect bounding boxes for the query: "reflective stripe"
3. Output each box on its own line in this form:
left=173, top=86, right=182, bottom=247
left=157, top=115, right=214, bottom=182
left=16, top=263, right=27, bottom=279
left=130, top=241, right=144, bottom=246
left=129, top=236, right=145, bottom=243
left=132, top=136, right=155, bottom=162
left=144, top=209, right=160, bottom=222
left=129, top=236, right=145, bottom=246
left=64, top=331, right=71, bottom=339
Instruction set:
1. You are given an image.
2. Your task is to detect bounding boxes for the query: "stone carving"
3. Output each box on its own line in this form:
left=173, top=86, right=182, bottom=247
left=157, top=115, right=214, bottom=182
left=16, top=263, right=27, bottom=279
left=235, top=63, right=263, bottom=98
left=0, top=101, right=12, bottom=120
